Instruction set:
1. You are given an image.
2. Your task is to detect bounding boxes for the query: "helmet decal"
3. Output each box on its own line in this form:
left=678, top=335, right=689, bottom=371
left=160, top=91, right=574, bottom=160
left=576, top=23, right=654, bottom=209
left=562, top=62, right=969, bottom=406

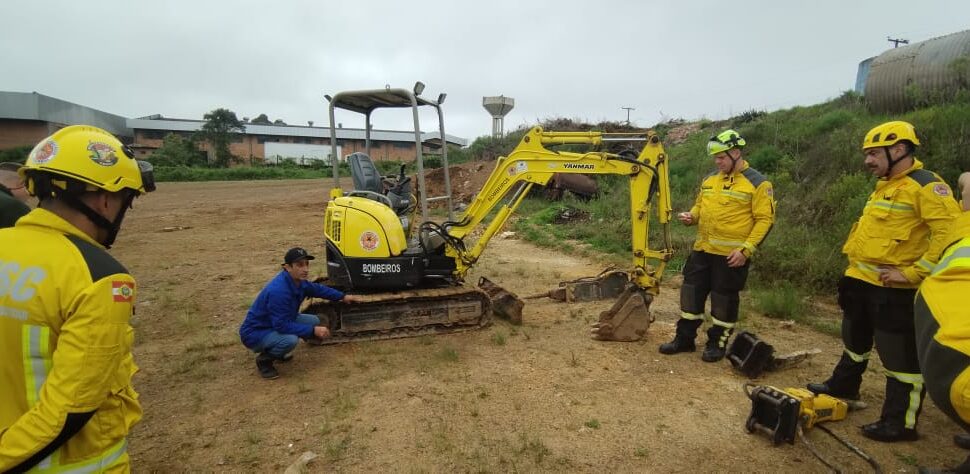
left=33, top=140, right=58, bottom=164
left=88, top=141, right=119, bottom=166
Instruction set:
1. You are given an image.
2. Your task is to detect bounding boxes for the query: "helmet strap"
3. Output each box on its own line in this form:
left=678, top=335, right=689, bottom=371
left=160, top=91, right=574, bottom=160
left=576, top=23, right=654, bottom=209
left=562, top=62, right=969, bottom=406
left=57, top=190, right=135, bottom=248
left=727, top=149, right=741, bottom=174
left=881, top=146, right=911, bottom=178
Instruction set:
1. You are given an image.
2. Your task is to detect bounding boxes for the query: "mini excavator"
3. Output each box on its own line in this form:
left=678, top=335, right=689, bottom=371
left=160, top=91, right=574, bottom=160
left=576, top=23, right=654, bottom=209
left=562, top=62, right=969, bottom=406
left=306, top=84, right=673, bottom=344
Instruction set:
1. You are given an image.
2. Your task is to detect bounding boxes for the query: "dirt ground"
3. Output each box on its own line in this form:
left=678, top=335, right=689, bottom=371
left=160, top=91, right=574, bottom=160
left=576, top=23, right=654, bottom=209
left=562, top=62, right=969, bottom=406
left=113, top=179, right=966, bottom=472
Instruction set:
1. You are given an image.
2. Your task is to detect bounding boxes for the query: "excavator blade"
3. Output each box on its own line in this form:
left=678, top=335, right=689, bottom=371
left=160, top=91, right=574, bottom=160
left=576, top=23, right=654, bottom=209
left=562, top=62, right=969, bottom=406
left=590, top=286, right=654, bottom=341
left=303, top=286, right=492, bottom=345
left=477, top=277, right=524, bottom=325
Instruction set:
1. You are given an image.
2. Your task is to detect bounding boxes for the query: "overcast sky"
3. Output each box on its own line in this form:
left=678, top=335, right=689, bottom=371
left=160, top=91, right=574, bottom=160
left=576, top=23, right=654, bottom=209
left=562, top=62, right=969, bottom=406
left=2, top=1, right=968, bottom=142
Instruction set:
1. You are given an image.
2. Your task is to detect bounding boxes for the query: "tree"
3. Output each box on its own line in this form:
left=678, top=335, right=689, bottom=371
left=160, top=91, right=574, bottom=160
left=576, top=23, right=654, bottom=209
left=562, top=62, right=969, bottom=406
left=273, top=118, right=287, bottom=125
left=251, top=113, right=272, bottom=125
left=148, top=133, right=203, bottom=166
left=200, top=108, right=245, bottom=167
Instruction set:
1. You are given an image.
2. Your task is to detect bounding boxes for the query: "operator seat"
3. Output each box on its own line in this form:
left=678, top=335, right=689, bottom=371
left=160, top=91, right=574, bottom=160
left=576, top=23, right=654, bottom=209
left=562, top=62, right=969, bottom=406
left=347, top=152, right=382, bottom=194
left=345, top=152, right=411, bottom=219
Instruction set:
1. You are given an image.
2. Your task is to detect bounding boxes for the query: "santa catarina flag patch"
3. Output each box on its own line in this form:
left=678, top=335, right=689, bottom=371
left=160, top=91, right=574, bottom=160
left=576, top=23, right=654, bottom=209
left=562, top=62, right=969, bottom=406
left=112, top=281, right=134, bottom=302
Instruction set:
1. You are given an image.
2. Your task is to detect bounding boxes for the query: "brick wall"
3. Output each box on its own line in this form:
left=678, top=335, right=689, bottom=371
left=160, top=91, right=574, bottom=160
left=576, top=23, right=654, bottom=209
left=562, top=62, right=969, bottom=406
left=0, top=119, right=58, bottom=150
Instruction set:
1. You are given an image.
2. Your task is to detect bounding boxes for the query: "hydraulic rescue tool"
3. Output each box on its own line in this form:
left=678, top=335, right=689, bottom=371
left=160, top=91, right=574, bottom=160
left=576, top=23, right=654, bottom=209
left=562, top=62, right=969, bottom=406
left=524, top=268, right=630, bottom=303
left=306, top=85, right=673, bottom=344
left=726, top=331, right=821, bottom=378
left=744, top=384, right=880, bottom=473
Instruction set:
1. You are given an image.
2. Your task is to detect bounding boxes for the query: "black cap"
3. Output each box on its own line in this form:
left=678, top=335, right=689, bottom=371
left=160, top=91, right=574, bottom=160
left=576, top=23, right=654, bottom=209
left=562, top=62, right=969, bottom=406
left=283, top=247, right=315, bottom=265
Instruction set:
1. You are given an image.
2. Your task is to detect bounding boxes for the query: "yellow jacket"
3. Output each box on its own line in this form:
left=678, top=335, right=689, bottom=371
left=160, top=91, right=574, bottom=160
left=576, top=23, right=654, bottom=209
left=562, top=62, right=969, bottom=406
left=843, top=160, right=961, bottom=287
left=0, top=208, right=141, bottom=472
left=688, top=161, right=775, bottom=257
left=915, top=211, right=970, bottom=422
left=918, top=211, right=970, bottom=353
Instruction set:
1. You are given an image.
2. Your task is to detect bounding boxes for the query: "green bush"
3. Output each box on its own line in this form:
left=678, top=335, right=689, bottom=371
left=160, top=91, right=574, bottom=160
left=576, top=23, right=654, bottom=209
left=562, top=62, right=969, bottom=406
left=0, top=146, right=31, bottom=164
left=752, top=282, right=804, bottom=320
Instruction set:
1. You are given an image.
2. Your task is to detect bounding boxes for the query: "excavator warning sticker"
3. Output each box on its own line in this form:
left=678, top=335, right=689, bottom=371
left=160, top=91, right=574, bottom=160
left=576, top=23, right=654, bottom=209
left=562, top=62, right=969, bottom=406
left=507, top=161, right=527, bottom=176
left=360, top=231, right=380, bottom=251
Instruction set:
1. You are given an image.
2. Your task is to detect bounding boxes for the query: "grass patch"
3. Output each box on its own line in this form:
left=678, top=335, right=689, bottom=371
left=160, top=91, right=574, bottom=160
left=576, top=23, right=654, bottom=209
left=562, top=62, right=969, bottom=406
left=584, top=419, right=601, bottom=429
left=752, top=282, right=803, bottom=320
left=436, top=347, right=460, bottom=363
left=516, top=434, right=551, bottom=465
left=491, top=331, right=507, bottom=346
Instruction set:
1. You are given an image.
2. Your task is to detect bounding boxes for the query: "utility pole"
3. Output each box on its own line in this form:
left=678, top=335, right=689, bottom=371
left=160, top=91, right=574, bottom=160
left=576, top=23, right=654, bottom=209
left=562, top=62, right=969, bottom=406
left=621, top=107, right=635, bottom=125
left=887, top=36, right=909, bottom=48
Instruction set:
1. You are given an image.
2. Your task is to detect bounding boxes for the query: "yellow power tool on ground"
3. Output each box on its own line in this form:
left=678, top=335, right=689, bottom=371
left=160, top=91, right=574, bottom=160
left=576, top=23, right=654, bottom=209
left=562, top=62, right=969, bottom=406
left=744, top=385, right=848, bottom=445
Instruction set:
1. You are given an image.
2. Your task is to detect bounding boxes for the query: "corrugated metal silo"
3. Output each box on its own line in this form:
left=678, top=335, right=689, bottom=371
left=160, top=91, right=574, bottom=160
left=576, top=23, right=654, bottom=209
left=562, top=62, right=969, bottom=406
left=865, top=29, right=970, bottom=113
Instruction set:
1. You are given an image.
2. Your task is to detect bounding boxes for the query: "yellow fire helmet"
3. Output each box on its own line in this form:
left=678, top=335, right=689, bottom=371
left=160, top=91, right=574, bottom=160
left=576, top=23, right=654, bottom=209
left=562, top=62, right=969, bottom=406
left=21, top=124, right=155, bottom=197
left=707, top=129, right=746, bottom=156
left=862, top=121, right=921, bottom=150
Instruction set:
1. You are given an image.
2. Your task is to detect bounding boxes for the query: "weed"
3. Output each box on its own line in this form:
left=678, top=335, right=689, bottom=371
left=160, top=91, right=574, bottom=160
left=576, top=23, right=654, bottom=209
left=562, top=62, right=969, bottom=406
left=297, top=381, right=311, bottom=394
left=569, top=308, right=583, bottom=319
left=584, top=419, right=601, bottom=429
left=893, top=451, right=918, bottom=466
left=753, top=282, right=803, bottom=320
left=568, top=351, right=580, bottom=367
left=491, top=331, right=507, bottom=346
left=516, top=434, right=551, bottom=465
left=436, top=347, right=459, bottom=363
left=478, top=388, right=490, bottom=399
left=634, top=446, right=649, bottom=457
left=245, top=430, right=261, bottom=445
left=325, top=435, right=352, bottom=461
left=417, top=335, right=435, bottom=346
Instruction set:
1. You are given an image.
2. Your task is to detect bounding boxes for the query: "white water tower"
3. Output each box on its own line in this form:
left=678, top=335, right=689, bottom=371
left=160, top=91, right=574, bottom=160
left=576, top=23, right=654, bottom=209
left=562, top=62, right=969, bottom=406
left=482, top=96, right=514, bottom=138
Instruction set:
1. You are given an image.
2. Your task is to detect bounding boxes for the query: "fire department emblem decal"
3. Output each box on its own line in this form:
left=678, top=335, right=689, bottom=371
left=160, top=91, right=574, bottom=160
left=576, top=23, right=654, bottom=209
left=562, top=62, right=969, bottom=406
left=88, top=141, right=118, bottom=166
left=933, top=184, right=950, bottom=197
left=33, top=140, right=58, bottom=164
left=360, top=231, right=380, bottom=251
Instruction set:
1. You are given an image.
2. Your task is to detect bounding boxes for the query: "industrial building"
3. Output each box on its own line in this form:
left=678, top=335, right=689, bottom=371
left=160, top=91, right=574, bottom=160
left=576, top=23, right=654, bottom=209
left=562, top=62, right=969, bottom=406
left=0, top=91, right=467, bottom=163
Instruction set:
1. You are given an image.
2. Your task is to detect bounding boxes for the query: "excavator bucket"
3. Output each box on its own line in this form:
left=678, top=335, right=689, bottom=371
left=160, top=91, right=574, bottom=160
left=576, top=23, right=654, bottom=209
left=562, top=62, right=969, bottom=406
left=478, top=277, right=524, bottom=325
left=590, top=286, right=654, bottom=341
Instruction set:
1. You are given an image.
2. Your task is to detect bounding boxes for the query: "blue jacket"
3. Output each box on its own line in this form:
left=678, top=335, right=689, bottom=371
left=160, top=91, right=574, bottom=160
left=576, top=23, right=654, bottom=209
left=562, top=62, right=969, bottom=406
left=239, top=270, right=345, bottom=349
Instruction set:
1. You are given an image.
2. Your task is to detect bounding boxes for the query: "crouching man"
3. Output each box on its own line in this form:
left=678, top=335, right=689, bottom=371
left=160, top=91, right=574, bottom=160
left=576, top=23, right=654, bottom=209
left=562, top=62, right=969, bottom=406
left=239, top=247, right=359, bottom=379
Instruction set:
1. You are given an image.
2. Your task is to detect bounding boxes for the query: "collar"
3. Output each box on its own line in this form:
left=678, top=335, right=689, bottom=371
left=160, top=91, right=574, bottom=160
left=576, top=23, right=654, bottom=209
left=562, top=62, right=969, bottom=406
left=15, top=207, right=105, bottom=249
left=883, top=158, right=923, bottom=183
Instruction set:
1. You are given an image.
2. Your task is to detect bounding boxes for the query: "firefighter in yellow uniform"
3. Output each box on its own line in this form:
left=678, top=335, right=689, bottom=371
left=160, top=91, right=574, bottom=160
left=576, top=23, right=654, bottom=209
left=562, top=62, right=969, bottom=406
left=0, top=125, right=155, bottom=472
left=659, top=129, right=775, bottom=362
left=807, top=121, right=961, bottom=443
left=915, top=172, right=970, bottom=473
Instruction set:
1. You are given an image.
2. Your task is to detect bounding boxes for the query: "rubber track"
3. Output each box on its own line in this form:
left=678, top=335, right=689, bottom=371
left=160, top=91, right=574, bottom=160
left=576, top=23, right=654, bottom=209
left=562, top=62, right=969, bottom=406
left=303, top=286, right=493, bottom=345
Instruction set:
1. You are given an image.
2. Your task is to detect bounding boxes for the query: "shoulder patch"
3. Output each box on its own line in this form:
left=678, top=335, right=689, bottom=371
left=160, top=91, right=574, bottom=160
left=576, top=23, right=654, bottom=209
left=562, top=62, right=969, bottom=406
left=907, top=169, right=940, bottom=187
left=65, top=234, right=129, bottom=282
left=741, top=167, right=768, bottom=188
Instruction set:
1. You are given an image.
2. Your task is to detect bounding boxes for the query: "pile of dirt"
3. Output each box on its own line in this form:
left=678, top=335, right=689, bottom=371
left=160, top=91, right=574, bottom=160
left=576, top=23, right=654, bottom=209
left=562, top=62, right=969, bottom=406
left=665, top=121, right=704, bottom=145
left=422, top=161, right=494, bottom=207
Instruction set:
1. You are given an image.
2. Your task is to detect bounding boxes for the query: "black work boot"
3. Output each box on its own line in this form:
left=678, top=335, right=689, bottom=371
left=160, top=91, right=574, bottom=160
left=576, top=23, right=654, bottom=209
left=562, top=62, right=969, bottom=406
left=256, top=353, right=279, bottom=379
left=659, top=318, right=702, bottom=355
left=863, top=376, right=923, bottom=442
left=861, top=419, right=918, bottom=442
left=918, top=454, right=970, bottom=474
left=955, top=433, right=970, bottom=450
left=701, top=325, right=732, bottom=362
left=807, top=352, right=866, bottom=400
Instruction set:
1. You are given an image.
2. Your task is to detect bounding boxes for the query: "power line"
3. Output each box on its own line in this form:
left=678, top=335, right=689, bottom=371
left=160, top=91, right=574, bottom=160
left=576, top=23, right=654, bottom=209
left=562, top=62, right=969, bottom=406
left=621, top=106, right=635, bottom=125
left=887, top=36, right=909, bottom=48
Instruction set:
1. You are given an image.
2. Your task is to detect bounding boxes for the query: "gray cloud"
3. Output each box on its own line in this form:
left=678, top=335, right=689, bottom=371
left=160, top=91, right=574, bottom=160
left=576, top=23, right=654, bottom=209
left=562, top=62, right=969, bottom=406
left=2, top=0, right=967, bottom=141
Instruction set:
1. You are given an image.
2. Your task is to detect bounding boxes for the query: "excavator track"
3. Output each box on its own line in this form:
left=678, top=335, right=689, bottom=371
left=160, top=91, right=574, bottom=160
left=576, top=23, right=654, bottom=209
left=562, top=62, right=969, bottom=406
left=303, top=285, right=492, bottom=345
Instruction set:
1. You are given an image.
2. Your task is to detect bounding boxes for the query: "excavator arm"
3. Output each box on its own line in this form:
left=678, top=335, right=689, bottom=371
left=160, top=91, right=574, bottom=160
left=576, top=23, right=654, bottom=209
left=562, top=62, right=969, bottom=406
left=440, top=126, right=673, bottom=294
